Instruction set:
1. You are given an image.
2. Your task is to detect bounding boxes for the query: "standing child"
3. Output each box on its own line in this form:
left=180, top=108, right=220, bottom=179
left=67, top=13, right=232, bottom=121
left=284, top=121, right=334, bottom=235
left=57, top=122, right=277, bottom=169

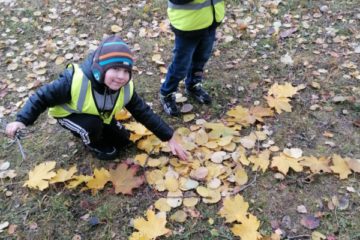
left=6, top=35, right=188, bottom=161
left=160, top=0, right=225, bottom=116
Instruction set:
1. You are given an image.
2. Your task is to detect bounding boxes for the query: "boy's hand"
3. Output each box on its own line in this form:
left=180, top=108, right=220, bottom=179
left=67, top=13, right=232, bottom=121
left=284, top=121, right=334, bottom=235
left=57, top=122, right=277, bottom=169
left=6, top=121, right=26, bottom=139
left=168, top=134, right=189, bottom=161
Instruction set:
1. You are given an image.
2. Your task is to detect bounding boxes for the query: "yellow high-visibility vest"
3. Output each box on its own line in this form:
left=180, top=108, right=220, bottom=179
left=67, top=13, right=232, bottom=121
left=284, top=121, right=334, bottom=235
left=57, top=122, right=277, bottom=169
left=48, top=64, right=134, bottom=124
left=167, top=0, right=225, bottom=31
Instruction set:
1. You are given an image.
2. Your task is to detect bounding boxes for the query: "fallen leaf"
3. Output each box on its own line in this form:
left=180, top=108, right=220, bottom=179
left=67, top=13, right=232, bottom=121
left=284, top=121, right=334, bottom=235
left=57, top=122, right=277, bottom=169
left=132, top=210, right=171, bottom=239
left=109, top=163, right=144, bottom=195
left=300, top=215, right=320, bottom=230
left=23, top=161, right=57, bottom=191
left=231, top=214, right=262, bottom=240
left=218, top=194, right=249, bottom=223
left=330, top=154, right=352, bottom=179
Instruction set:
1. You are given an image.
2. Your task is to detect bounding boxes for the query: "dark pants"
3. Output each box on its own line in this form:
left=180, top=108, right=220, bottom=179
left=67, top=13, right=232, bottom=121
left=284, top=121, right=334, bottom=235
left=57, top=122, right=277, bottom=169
left=57, top=114, right=130, bottom=150
left=160, top=28, right=216, bottom=96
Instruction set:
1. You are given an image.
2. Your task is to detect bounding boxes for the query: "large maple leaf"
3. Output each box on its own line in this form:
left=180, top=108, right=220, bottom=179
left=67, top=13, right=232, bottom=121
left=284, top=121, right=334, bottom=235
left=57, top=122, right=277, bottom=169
left=249, top=150, right=271, bottom=173
left=226, top=105, right=256, bottom=127
left=268, top=82, right=298, bottom=98
left=249, top=106, right=274, bottom=122
left=231, top=213, right=262, bottom=240
left=66, top=175, right=93, bottom=189
left=271, top=153, right=303, bottom=175
left=131, top=210, right=171, bottom=239
left=86, top=168, right=111, bottom=194
left=300, top=156, right=331, bottom=174
left=49, top=166, right=77, bottom=184
left=109, top=163, right=144, bottom=195
left=218, top=194, right=249, bottom=223
left=330, top=154, right=352, bottom=179
left=265, top=95, right=292, bottom=114
left=204, top=122, right=238, bottom=139
left=23, top=161, right=56, bottom=191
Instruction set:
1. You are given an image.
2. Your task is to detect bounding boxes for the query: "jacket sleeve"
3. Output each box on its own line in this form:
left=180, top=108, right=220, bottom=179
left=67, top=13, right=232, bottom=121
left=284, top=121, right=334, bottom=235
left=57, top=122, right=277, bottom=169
left=125, top=91, right=174, bottom=141
left=15, top=69, right=73, bottom=126
left=169, top=0, right=193, bottom=4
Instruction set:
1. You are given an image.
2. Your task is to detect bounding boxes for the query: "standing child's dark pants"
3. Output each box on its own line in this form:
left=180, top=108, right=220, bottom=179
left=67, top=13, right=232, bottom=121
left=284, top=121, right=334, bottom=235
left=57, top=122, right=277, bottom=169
left=57, top=113, right=130, bottom=160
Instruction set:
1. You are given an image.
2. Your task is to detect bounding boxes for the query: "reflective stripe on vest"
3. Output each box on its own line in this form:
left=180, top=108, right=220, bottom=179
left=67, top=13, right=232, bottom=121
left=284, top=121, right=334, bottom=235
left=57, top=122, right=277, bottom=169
left=48, top=64, right=133, bottom=124
left=167, top=0, right=225, bottom=31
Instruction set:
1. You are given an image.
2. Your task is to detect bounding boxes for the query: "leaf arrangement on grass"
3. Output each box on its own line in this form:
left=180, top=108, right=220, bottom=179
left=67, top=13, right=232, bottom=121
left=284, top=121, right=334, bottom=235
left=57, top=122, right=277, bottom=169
left=19, top=82, right=360, bottom=240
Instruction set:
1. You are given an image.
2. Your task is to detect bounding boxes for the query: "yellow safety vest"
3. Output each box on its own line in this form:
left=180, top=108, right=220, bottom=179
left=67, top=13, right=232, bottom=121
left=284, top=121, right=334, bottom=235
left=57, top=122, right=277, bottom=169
left=167, top=0, right=225, bottom=31
left=48, top=64, right=134, bottom=124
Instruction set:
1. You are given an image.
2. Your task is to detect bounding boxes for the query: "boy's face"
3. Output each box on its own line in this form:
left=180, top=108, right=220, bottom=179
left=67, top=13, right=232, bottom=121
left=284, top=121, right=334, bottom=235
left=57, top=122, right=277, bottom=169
left=104, top=67, right=130, bottom=90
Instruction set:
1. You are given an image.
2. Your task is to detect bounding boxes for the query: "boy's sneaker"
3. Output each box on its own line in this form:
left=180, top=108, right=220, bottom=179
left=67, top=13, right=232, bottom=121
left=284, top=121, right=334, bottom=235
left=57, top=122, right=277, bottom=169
left=87, top=144, right=118, bottom=161
left=186, top=83, right=212, bottom=104
left=160, top=93, right=180, bottom=116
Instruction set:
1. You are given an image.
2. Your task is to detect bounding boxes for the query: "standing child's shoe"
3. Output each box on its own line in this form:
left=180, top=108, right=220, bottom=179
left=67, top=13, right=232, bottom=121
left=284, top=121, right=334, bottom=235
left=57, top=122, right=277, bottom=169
left=160, top=93, right=180, bottom=116
left=186, top=83, right=212, bottom=104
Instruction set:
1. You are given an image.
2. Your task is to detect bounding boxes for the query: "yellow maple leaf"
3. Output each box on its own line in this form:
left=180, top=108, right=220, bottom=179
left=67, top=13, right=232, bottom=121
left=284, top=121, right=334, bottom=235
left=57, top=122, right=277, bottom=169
left=268, top=82, right=298, bottom=98
left=49, top=166, right=77, bottom=184
left=204, top=122, right=238, bottom=140
left=66, top=175, right=93, bottom=189
left=271, top=153, right=303, bottom=175
left=231, top=214, right=262, bottom=240
left=86, top=168, right=111, bottom=194
left=249, top=150, right=270, bottom=172
left=300, top=156, right=331, bottom=174
left=219, top=194, right=249, bottom=223
left=23, top=161, right=57, bottom=191
left=109, top=163, right=144, bottom=195
left=249, top=106, right=274, bottom=122
left=134, top=153, right=148, bottom=167
left=226, top=105, right=256, bottom=127
left=114, top=109, right=131, bottom=120
left=330, top=154, right=352, bottom=179
left=124, top=122, right=152, bottom=136
left=129, top=232, right=150, bottom=240
left=132, top=210, right=171, bottom=239
left=265, top=96, right=292, bottom=114
left=137, top=135, right=162, bottom=153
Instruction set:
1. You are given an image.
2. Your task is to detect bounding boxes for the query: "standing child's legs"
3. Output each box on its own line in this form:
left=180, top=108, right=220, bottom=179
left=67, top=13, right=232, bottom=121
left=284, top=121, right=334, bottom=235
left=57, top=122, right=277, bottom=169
left=160, top=35, right=199, bottom=96
left=185, top=29, right=216, bottom=88
left=57, top=114, right=119, bottom=160
left=160, top=34, right=200, bottom=116
left=184, top=29, right=216, bottom=104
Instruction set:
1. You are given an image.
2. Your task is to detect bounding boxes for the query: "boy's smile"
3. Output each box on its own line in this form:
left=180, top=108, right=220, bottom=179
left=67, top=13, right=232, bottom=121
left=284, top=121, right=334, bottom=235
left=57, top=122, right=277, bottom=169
left=104, top=67, right=130, bottom=90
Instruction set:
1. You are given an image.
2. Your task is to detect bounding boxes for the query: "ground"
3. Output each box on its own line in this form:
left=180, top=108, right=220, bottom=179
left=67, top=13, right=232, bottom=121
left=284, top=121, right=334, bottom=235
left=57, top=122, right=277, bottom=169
left=0, top=0, right=359, bottom=239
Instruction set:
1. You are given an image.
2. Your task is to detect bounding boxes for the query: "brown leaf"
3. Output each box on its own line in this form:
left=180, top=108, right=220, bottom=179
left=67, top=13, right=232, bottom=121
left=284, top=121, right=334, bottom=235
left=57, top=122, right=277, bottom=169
left=300, top=215, right=320, bottom=230
left=109, top=163, right=144, bottom=195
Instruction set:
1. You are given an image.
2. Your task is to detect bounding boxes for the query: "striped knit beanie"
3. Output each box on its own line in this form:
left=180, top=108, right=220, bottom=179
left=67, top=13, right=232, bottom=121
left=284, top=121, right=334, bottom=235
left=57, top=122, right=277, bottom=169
left=91, top=35, right=133, bottom=83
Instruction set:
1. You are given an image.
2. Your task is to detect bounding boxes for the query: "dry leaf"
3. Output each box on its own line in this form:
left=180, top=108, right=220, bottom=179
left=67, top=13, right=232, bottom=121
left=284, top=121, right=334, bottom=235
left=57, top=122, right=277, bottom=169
left=109, top=163, right=144, bottom=195
left=131, top=210, right=171, bottom=239
left=23, top=161, right=57, bottom=191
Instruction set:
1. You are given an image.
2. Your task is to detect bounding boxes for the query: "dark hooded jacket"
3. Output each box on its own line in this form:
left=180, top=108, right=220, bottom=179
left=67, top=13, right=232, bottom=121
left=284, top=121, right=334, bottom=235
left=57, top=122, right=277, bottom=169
left=15, top=52, right=174, bottom=141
